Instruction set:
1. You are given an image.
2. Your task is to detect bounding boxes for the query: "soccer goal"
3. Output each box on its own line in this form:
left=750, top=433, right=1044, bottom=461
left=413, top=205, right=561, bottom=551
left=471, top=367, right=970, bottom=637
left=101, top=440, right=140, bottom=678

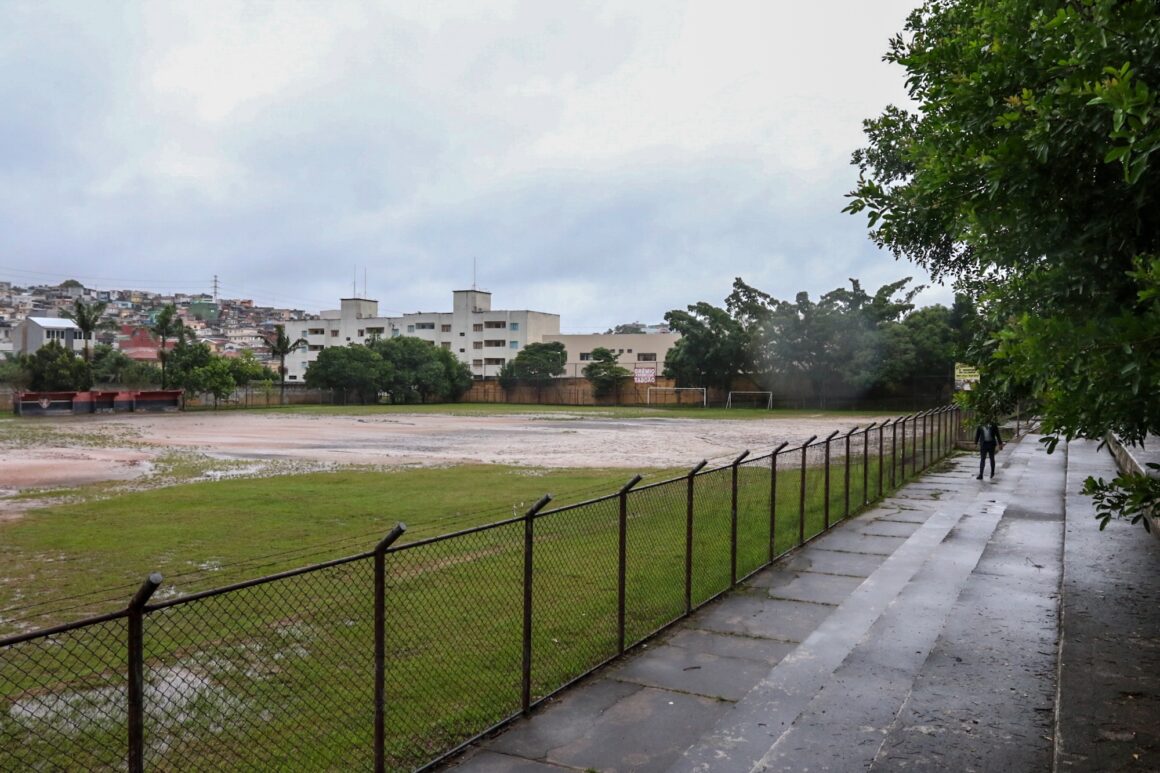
left=726, top=391, right=773, bottom=410
left=646, top=387, right=707, bottom=407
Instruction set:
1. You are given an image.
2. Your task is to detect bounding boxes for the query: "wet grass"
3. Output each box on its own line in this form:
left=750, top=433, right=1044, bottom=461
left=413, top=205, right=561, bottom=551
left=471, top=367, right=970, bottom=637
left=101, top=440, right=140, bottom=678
left=0, top=412, right=955, bottom=770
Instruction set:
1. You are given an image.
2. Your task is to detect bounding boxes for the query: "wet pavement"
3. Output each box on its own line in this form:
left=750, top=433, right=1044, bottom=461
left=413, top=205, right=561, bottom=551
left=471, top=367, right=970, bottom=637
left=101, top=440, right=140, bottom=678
left=442, top=436, right=1160, bottom=772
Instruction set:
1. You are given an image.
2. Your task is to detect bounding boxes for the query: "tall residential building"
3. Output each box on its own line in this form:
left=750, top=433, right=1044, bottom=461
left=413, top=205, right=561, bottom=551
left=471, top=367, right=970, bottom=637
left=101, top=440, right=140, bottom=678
left=284, top=289, right=560, bottom=381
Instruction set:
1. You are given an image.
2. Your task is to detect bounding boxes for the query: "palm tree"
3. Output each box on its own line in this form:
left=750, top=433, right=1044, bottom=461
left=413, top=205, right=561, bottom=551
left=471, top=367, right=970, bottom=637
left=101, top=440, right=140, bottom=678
left=61, top=297, right=109, bottom=362
left=151, top=304, right=183, bottom=389
left=265, top=324, right=307, bottom=404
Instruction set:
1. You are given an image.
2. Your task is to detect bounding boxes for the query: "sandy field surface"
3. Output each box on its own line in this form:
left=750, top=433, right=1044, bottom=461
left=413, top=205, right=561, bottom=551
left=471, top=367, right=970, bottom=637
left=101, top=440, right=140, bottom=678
left=0, top=409, right=894, bottom=519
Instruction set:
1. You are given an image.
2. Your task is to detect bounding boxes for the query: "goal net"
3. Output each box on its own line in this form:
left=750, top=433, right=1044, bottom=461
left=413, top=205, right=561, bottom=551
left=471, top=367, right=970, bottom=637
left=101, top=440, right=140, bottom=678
left=726, top=391, right=773, bottom=410
left=646, top=387, right=707, bottom=407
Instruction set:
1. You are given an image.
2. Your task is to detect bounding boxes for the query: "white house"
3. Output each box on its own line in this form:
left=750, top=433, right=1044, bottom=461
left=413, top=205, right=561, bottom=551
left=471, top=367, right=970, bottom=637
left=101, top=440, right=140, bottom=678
left=14, top=317, right=82, bottom=355
left=284, top=289, right=561, bottom=381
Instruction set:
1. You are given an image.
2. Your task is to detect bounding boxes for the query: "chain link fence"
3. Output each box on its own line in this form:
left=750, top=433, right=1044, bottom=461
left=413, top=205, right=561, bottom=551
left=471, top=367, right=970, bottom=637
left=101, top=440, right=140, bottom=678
left=2, top=408, right=973, bottom=771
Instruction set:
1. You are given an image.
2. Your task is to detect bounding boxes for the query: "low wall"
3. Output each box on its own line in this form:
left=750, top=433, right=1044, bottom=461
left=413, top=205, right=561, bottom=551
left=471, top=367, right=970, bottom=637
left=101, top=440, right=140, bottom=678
left=1105, top=433, right=1160, bottom=539
left=13, top=390, right=183, bottom=416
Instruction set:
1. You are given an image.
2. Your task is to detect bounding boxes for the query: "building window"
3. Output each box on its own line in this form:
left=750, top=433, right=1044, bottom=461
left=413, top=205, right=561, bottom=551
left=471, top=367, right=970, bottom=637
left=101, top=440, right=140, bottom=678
left=441, top=341, right=452, bottom=349
left=484, top=358, right=505, bottom=366
left=407, top=325, right=415, bottom=333
left=472, top=359, right=483, bottom=367
left=366, top=327, right=384, bottom=335
left=484, top=339, right=505, bottom=347
left=330, top=330, right=339, bottom=337
left=473, top=341, right=483, bottom=350
left=357, top=329, right=364, bottom=337
left=459, top=331, right=465, bottom=337
left=579, top=352, right=592, bottom=361
left=441, top=324, right=452, bottom=333
left=510, top=322, right=519, bottom=331
left=300, top=330, right=309, bottom=338
left=472, top=323, right=483, bottom=332
left=637, top=352, right=657, bottom=362
left=309, top=345, right=324, bottom=351
left=309, top=328, right=324, bottom=335
left=509, top=341, right=519, bottom=349
left=415, top=322, right=435, bottom=330
left=484, top=320, right=506, bottom=329
left=459, top=348, right=465, bottom=353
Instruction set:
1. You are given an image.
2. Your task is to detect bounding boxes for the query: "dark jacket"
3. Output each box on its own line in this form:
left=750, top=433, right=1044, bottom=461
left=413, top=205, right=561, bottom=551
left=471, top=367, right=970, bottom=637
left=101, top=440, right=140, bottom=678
left=975, top=423, right=1002, bottom=449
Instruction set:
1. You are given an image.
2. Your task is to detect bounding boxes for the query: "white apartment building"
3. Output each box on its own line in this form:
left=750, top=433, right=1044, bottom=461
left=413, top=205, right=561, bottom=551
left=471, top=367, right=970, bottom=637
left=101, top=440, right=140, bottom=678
left=543, top=333, right=682, bottom=381
left=284, top=289, right=560, bottom=381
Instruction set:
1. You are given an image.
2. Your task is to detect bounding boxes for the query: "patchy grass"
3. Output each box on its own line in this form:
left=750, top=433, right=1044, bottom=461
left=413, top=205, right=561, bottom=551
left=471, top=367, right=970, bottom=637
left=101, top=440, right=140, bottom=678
left=264, top=402, right=888, bottom=422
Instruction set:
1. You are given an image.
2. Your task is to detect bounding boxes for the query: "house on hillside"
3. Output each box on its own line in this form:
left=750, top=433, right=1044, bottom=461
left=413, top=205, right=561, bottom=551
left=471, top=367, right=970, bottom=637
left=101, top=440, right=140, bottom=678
left=14, top=317, right=82, bottom=355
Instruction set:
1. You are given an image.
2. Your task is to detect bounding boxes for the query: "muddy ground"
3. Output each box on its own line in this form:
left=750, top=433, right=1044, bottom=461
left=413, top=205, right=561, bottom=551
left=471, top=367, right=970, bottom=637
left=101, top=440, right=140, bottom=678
left=0, top=409, right=894, bottom=520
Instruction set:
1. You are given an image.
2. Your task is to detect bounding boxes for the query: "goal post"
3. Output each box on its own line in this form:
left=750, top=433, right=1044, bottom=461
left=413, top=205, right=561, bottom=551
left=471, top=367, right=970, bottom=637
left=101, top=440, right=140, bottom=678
left=726, top=391, right=773, bottom=410
left=646, top=387, right=707, bottom=407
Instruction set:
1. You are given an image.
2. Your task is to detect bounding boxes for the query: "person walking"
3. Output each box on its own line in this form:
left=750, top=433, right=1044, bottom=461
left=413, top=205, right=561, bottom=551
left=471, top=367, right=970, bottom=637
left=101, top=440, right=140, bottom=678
left=975, top=419, right=1004, bottom=479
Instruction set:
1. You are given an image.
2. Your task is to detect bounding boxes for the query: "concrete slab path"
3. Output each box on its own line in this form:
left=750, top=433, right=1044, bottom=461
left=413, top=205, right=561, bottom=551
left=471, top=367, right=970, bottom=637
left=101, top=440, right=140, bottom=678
left=441, top=436, right=1160, bottom=772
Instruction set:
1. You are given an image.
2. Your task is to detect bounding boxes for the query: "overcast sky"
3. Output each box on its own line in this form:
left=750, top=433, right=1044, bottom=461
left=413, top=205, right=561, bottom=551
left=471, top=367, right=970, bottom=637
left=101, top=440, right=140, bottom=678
left=0, top=0, right=942, bottom=332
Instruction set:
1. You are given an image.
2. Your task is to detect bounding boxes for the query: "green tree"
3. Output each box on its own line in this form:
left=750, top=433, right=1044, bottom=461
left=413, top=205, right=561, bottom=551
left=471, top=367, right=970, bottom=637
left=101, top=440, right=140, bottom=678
left=61, top=297, right=111, bottom=362
left=583, top=347, right=631, bottom=401
left=0, top=354, right=31, bottom=389
left=150, top=304, right=184, bottom=389
left=304, top=345, right=389, bottom=404
left=847, top=0, right=1160, bottom=524
left=25, top=341, right=92, bottom=392
left=662, top=302, right=748, bottom=392
left=228, top=350, right=273, bottom=388
left=121, top=361, right=162, bottom=389
left=369, top=338, right=473, bottom=403
left=498, top=341, right=567, bottom=400
left=183, top=357, right=237, bottom=407
left=264, top=324, right=307, bottom=405
left=91, top=344, right=134, bottom=385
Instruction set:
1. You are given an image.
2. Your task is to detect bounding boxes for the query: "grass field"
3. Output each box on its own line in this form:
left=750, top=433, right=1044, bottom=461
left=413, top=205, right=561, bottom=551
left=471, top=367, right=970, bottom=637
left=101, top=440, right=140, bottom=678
left=0, top=405, right=957, bottom=771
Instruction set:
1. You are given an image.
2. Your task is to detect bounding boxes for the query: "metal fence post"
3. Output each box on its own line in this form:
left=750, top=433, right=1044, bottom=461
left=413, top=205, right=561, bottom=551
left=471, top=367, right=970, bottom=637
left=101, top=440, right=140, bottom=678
left=844, top=426, right=857, bottom=518
left=877, top=423, right=885, bottom=498
left=912, top=412, right=919, bottom=477
left=799, top=435, right=817, bottom=546
left=822, top=431, right=839, bottom=528
left=685, top=460, right=707, bottom=615
left=891, top=417, right=900, bottom=488
left=522, top=494, right=552, bottom=715
left=618, top=475, right=643, bottom=654
left=769, top=442, right=788, bottom=563
left=863, top=422, right=877, bottom=505
left=128, top=572, right=163, bottom=773
left=921, top=410, right=929, bottom=470
left=374, top=523, right=408, bottom=773
left=730, top=451, right=749, bottom=586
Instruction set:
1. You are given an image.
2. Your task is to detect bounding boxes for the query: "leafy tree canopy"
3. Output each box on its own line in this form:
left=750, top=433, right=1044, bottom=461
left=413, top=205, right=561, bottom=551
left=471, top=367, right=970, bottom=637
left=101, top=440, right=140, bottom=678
left=24, top=341, right=92, bottom=392
left=498, top=342, right=566, bottom=393
left=371, top=337, right=473, bottom=404
left=583, top=347, right=631, bottom=398
left=847, top=0, right=1160, bottom=525
left=662, top=301, right=748, bottom=392
left=304, top=345, right=390, bottom=404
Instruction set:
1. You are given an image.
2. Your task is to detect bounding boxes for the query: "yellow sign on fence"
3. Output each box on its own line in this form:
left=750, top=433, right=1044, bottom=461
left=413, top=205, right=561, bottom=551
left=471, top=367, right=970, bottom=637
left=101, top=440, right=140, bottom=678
left=954, top=363, right=980, bottom=390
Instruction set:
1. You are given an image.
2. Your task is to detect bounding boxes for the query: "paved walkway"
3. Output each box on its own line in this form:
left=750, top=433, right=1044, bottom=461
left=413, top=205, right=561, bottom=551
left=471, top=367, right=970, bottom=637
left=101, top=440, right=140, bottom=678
left=442, top=436, right=1160, bottom=772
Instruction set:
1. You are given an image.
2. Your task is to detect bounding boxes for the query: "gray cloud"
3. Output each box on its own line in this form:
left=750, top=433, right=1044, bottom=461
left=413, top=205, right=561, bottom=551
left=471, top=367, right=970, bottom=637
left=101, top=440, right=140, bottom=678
left=0, top=0, right=945, bottom=326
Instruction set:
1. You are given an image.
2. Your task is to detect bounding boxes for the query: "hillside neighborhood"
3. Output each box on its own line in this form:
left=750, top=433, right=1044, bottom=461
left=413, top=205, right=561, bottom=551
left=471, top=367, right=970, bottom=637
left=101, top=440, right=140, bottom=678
left=0, top=279, right=679, bottom=384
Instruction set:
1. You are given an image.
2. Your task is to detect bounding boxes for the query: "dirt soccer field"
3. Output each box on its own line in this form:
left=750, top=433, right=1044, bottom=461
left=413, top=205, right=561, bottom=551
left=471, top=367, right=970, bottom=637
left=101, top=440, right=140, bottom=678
left=0, top=408, right=896, bottom=520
